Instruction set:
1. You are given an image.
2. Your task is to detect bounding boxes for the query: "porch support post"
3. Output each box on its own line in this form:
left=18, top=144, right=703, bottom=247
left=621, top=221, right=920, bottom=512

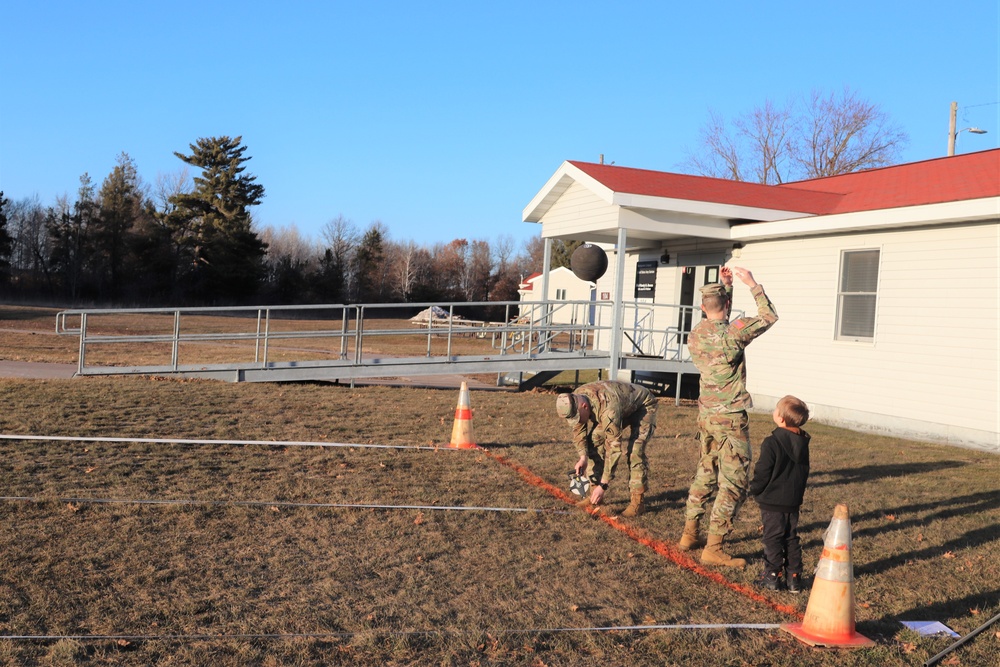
left=609, top=227, right=627, bottom=380
left=540, top=238, right=553, bottom=352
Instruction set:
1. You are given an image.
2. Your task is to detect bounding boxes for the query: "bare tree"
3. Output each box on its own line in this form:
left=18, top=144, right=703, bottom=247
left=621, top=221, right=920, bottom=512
left=684, top=88, right=908, bottom=184
left=797, top=88, right=908, bottom=178
left=388, top=240, right=427, bottom=301
left=318, top=215, right=359, bottom=302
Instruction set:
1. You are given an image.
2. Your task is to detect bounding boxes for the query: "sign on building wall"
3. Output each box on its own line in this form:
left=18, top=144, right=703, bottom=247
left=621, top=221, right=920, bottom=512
left=634, top=260, right=658, bottom=298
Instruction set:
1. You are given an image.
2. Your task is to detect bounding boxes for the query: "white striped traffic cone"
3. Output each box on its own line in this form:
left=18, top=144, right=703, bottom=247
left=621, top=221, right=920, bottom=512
left=781, top=503, right=874, bottom=648
left=449, top=382, right=476, bottom=449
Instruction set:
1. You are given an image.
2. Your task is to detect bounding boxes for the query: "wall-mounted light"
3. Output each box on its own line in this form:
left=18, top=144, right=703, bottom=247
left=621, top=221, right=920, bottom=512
left=659, top=252, right=670, bottom=265
left=732, top=243, right=744, bottom=259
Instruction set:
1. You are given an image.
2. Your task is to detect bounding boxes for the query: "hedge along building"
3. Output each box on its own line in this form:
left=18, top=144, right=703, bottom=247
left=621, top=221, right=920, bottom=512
left=523, top=149, right=1000, bottom=451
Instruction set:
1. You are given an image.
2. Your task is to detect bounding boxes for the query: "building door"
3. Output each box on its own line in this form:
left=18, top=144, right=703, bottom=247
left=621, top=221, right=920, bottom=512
left=678, top=267, right=696, bottom=343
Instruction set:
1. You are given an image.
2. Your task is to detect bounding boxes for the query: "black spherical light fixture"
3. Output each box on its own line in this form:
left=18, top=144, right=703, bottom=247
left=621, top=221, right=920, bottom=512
left=570, top=243, right=608, bottom=282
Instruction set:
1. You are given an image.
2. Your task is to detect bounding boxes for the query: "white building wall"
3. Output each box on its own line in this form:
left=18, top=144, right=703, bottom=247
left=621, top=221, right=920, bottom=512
left=519, top=267, right=594, bottom=325
left=542, top=181, right=619, bottom=236
left=735, top=220, right=999, bottom=450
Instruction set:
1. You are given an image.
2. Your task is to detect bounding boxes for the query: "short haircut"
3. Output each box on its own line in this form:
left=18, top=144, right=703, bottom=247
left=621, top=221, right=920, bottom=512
left=776, top=395, right=810, bottom=427
left=702, top=292, right=729, bottom=313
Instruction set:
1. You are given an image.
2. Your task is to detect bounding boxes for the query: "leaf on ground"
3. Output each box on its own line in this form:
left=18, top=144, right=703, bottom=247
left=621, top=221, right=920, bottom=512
left=413, top=512, right=425, bottom=525
left=901, top=641, right=916, bottom=653
left=943, top=551, right=956, bottom=559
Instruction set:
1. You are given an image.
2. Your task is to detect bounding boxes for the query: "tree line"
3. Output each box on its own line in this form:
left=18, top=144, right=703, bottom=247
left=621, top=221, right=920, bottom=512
left=0, top=136, right=570, bottom=312
left=1, top=91, right=904, bottom=309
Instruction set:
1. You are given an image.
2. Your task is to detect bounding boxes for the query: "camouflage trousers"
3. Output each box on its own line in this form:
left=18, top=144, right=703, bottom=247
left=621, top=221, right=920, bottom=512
left=584, top=402, right=656, bottom=493
left=684, top=410, right=751, bottom=536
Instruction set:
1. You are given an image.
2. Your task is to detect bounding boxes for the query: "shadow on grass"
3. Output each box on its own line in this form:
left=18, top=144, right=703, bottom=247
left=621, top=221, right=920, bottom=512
left=876, top=588, right=1000, bottom=633
left=0, top=307, right=57, bottom=322
left=856, top=524, right=1000, bottom=577
left=794, top=489, right=1000, bottom=553
left=807, top=460, right=967, bottom=488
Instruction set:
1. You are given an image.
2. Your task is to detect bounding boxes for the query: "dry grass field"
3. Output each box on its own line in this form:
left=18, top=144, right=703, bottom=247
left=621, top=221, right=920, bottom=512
left=0, top=305, right=998, bottom=666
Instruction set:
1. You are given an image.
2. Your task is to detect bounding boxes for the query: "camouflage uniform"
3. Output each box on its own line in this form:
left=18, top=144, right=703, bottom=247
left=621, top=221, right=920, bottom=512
left=685, top=283, right=778, bottom=536
left=567, top=381, right=658, bottom=493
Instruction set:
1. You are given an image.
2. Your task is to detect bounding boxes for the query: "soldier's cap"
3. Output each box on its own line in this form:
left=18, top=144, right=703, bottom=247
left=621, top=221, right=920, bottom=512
left=555, top=393, right=579, bottom=420
left=699, top=283, right=728, bottom=298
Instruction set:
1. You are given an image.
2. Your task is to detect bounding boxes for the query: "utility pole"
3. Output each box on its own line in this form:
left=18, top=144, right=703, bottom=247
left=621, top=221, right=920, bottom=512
left=947, top=101, right=957, bottom=156
left=948, top=101, right=987, bottom=156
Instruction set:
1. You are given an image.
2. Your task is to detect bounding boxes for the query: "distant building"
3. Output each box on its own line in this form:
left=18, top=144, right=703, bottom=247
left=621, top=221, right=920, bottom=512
left=517, top=266, right=595, bottom=324
left=524, top=149, right=1000, bottom=451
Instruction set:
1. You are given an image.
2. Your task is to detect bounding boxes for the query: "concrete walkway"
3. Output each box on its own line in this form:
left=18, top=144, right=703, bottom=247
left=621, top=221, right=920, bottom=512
left=0, top=361, right=77, bottom=379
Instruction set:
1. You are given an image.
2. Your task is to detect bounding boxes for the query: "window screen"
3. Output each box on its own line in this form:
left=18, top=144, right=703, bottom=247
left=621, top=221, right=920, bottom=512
left=837, top=249, right=879, bottom=340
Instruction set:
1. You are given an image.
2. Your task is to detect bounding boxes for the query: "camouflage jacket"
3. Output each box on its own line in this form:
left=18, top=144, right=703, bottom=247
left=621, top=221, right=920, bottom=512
left=689, top=284, right=778, bottom=414
left=570, top=381, right=656, bottom=480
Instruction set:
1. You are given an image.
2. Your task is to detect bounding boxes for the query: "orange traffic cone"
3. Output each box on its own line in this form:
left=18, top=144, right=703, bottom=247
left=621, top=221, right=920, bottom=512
left=449, top=381, right=476, bottom=449
left=781, top=504, right=874, bottom=648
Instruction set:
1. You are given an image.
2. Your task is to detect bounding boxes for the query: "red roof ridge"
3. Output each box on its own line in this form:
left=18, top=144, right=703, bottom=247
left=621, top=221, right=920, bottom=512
left=565, top=148, right=1000, bottom=216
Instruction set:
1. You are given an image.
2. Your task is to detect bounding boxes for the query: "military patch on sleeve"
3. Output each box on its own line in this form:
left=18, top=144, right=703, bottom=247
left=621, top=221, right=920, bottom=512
left=734, top=319, right=746, bottom=329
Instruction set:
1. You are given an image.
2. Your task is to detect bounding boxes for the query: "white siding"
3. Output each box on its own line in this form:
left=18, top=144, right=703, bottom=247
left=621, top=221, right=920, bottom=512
left=542, top=181, right=619, bottom=237
left=518, top=267, right=594, bottom=325
left=737, top=221, right=999, bottom=449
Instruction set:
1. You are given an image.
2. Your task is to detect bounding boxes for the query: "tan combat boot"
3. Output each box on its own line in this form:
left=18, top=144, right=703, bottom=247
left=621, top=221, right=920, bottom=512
left=621, top=491, right=644, bottom=517
left=677, top=519, right=704, bottom=551
left=700, top=533, right=746, bottom=568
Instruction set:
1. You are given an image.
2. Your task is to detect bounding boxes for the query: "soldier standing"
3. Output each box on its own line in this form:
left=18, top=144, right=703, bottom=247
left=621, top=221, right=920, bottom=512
left=555, top=380, right=658, bottom=517
left=678, top=266, right=778, bottom=567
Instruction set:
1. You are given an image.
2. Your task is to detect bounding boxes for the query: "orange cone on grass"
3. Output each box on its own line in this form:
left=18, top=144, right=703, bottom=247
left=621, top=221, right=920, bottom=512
left=449, top=382, right=476, bottom=449
left=781, top=503, right=874, bottom=648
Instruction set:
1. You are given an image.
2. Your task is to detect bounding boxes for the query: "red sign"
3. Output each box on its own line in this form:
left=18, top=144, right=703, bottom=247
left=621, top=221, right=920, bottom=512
left=601, top=292, right=611, bottom=300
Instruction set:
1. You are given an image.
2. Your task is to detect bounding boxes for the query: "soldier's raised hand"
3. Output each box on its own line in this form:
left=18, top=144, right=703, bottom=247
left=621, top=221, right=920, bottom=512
left=732, top=266, right=758, bottom=288
left=720, top=266, right=733, bottom=287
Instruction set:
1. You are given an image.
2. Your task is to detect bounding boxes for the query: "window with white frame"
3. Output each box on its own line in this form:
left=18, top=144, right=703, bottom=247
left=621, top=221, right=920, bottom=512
left=836, top=249, right=880, bottom=341
left=555, top=289, right=567, bottom=300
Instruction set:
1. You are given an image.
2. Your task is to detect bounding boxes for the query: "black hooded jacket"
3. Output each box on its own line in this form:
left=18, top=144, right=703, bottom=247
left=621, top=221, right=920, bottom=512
left=749, top=426, right=811, bottom=513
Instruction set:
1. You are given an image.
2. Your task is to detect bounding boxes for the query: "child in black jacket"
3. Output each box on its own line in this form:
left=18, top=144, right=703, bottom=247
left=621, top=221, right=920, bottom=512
left=749, top=395, right=810, bottom=592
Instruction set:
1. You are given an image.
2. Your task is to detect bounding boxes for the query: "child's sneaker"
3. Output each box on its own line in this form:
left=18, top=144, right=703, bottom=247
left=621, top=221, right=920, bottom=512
left=754, top=570, right=784, bottom=591
left=786, top=572, right=804, bottom=594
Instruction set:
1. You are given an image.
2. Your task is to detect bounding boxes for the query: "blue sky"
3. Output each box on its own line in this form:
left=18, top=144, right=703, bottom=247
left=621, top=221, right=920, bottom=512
left=2, top=1, right=998, bottom=249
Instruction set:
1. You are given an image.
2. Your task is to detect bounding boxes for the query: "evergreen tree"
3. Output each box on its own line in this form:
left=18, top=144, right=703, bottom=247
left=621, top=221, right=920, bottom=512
left=95, top=153, right=146, bottom=302
left=168, top=136, right=267, bottom=303
left=0, top=192, right=11, bottom=285
left=48, top=175, right=98, bottom=301
left=551, top=239, right=583, bottom=270
left=352, top=224, right=386, bottom=302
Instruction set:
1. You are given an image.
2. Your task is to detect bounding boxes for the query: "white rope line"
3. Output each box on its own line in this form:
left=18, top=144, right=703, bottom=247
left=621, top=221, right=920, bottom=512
left=0, top=495, right=567, bottom=514
left=0, top=434, right=455, bottom=452
left=0, top=624, right=782, bottom=641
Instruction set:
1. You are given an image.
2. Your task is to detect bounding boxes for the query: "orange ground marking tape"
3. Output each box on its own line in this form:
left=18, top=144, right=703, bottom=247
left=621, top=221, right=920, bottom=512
left=481, top=448, right=803, bottom=621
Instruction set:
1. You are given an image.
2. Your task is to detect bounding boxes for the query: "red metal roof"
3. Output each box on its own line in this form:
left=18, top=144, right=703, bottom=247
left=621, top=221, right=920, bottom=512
left=568, top=148, right=1000, bottom=217
left=519, top=272, right=542, bottom=290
